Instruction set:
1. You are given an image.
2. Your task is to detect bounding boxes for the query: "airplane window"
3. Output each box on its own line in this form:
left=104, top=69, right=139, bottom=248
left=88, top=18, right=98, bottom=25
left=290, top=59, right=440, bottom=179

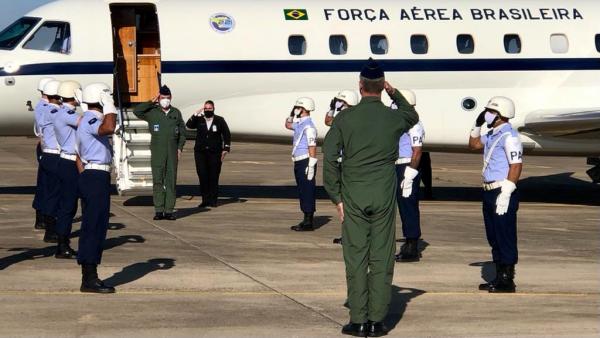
left=329, top=35, right=348, bottom=55
left=0, top=17, right=41, bottom=50
left=410, top=35, right=428, bottom=54
left=596, top=35, right=600, bottom=53
left=370, top=35, right=388, bottom=55
left=457, top=34, right=475, bottom=54
left=504, top=34, right=521, bottom=54
left=550, top=34, right=569, bottom=54
left=288, top=35, right=307, bottom=55
left=22, top=21, right=71, bottom=54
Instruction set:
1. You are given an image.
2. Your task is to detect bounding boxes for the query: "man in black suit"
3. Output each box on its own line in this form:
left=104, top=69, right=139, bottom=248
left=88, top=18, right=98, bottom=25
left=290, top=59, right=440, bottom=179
left=186, top=100, right=231, bottom=208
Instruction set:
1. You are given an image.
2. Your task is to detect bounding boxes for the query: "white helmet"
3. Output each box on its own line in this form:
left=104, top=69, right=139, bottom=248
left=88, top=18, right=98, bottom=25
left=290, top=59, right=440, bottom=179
left=38, top=77, right=55, bottom=92
left=485, top=96, right=515, bottom=119
left=58, top=80, right=82, bottom=99
left=399, top=89, right=417, bottom=106
left=294, top=97, right=315, bottom=111
left=335, top=90, right=359, bottom=106
left=42, top=80, right=61, bottom=96
left=82, top=83, right=111, bottom=104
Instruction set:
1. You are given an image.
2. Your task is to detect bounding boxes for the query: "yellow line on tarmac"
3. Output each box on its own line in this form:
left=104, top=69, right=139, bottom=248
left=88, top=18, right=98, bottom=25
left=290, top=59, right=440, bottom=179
left=0, top=290, right=594, bottom=297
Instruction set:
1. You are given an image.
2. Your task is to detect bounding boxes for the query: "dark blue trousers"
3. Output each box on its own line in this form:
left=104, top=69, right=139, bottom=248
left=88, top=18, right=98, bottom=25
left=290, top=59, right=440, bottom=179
left=32, top=143, right=45, bottom=211
left=395, top=164, right=422, bottom=239
left=482, top=188, right=519, bottom=265
left=294, top=159, right=316, bottom=213
left=77, top=170, right=111, bottom=265
left=39, top=153, right=60, bottom=217
left=56, top=158, right=79, bottom=237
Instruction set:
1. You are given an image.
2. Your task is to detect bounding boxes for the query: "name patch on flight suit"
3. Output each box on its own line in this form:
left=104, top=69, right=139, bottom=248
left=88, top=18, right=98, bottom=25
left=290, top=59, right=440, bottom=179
left=153, top=124, right=159, bottom=132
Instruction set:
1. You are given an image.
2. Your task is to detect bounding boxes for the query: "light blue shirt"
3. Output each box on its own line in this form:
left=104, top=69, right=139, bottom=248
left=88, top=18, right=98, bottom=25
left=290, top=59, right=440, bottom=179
left=54, top=103, right=80, bottom=155
left=34, top=99, right=48, bottom=136
left=40, top=103, right=61, bottom=150
left=77, top=111, right=112, bottom=165
left=481, top=123, right=523, bottom=182
left=398, top=121, right=425, bottom=159
left=292, top=116, right=317, bottom=158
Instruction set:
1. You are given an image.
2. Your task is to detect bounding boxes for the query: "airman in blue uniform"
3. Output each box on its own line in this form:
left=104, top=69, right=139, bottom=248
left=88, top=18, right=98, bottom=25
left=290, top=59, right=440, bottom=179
left=32, top=77, right=55, bottom=230
left=53, top=80, right=83, bottom=259
left=285, top=97, right=318, bottom=231
left=391, top=91, right=425, bottom=262
left=76, top=83, right=117, bottom=293
left=37, top=80, right=63, bottom=243
left=469, top=96, right=523, bottom=293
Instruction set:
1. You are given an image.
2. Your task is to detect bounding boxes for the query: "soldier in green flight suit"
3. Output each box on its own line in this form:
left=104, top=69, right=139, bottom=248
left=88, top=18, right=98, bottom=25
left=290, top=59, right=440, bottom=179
left=134, top=85, right=186, bottom=221
left=323, top=59, right=419, bottom=337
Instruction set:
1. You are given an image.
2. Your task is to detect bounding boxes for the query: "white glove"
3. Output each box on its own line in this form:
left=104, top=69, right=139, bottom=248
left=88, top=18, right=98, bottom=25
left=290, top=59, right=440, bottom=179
left=470, top=125, right=481, bottom=138
left=100, top=92, right=117, bottom=116
left=400, top=166, right=419, bottom=198
left=496, top=180, right=517, bottom=215
left=305, top=157, right=318, bottom=181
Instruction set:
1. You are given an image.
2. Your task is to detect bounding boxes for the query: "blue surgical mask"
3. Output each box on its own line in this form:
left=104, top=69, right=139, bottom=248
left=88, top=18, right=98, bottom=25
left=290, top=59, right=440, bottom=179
left=484, top=111, right=497, bottom=126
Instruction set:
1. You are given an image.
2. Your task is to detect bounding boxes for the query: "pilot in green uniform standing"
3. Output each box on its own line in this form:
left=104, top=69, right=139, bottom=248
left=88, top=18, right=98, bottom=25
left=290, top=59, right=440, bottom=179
left=134, top=85, right=186, bottom=221
left=323, top=59, right=419, bottom=337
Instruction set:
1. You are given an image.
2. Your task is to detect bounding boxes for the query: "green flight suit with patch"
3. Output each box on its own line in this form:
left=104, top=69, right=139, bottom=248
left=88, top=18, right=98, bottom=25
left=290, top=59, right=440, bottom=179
left=134, top=102, right=186, bottom=213
left=323, top=90, right=418, bottom=323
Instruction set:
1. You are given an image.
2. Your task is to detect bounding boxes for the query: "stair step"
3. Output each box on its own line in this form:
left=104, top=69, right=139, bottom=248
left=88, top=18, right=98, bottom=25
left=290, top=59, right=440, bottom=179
left=127, top=155, right=151, bottom=162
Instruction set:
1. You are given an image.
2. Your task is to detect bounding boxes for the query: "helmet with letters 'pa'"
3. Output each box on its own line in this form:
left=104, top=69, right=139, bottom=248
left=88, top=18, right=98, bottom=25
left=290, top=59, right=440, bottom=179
left=42, top=80, right=61, bottom=96
left=58, top=80, right=82, bottom=99
left=399, top=89, right=416, bottom=106
left=294, top=97, right=315, bottom=111
left=485, top=96, right=515, bottom=119
left=82, top=83, right=111, bottom=104
left=38, top=77, right=55, bottom=92
left=335, top=90, right=359, bottom=106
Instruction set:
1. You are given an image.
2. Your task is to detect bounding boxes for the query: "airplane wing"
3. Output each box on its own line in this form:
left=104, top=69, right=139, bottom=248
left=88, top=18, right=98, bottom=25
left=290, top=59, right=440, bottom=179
left=520, top=109, right=600, bottom=140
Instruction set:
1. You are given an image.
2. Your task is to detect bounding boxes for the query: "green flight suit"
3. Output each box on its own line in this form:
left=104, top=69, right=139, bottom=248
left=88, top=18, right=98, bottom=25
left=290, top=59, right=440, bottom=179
left=323, top=90, right=418, bottom=323
left=134, top=102, right=186, bottom=213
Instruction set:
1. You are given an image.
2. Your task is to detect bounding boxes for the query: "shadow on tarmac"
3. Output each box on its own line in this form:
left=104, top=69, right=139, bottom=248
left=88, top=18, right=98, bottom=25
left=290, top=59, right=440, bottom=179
left=385, top=285, right=426, bottom=331
left=470, top=261, right=496, bottom=284
left=104, top=258, right=175, bottom=287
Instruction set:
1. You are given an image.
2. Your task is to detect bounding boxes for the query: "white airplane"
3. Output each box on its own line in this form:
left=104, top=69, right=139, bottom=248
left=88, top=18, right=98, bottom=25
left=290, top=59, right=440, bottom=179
left=1, top=0, right=599, bottom=195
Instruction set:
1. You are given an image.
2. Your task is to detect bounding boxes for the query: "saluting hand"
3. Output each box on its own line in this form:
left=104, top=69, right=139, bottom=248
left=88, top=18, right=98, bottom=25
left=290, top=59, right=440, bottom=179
left=384, top=81, right=395, bottom=96
left=195, top=108, right=204, bottom=117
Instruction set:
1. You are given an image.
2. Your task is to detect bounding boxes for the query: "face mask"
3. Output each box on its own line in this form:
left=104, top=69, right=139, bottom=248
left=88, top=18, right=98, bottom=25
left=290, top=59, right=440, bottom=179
left=484, top=111, right=498, bottom=126
left=204, top=110, right=214, bottom=118
left=159, top=98, right=171, bottom=109
left=335, top=101, right=344, bottom=111
left=294, top=108, right=302, bottom=118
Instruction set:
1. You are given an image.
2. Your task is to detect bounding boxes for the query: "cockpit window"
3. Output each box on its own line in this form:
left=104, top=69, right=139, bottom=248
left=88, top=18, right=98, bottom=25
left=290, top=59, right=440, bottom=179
left=0, top=17, right=41, bottom=50
left=22, top=21, right=71, bottom=54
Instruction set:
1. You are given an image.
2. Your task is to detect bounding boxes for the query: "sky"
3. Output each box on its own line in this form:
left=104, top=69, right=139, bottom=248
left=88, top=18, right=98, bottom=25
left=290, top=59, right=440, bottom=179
left=0, top=0, right=54, bottom=29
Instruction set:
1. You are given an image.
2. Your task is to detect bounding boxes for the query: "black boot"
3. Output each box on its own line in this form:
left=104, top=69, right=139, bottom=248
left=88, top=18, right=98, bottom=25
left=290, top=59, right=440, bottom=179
left=34, top=210, right=45, bottom=230
left=43, top=215, right=58, bottom=243
left=479, top=262, right=500, bottom=291
left=153, top=212, right=164, bottom=220
left=80, top=264, right=115, bottom=294
left=342, top=322, right=368, bottom=337
left=55, top=236, right=77, bottom=259
left=395, top=238, right=420, bottom=262
left=290, top=213, right=314, bottom=231
left=367, top=321, right=389, bottom=337
left=164, top=213, right=177, bottom=221
left=489, top=264, right=516, bottom=293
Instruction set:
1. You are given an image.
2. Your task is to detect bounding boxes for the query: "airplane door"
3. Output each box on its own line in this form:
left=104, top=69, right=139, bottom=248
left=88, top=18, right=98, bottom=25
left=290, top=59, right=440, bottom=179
left=112, top=8, right=137, bottom=94
left=110, top=4, right=161, bottom=104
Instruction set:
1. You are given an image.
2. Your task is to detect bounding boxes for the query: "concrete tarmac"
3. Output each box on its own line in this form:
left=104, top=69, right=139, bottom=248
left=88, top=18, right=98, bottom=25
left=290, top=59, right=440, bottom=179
left=0, top=137, right=598, bottom=337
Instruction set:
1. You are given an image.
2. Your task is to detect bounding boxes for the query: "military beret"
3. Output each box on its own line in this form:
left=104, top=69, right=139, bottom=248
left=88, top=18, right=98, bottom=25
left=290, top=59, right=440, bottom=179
left=160, top=85, right=172, bottom=96
left=360, top=57, right=384, bottom=80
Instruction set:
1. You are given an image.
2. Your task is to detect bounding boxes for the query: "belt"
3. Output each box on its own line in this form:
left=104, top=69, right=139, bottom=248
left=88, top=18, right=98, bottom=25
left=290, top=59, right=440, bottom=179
left=60, top=153, right=77, bottom=161
left=395, top=158, right=411, bottom=165
left=43, top=149, right=60, bottom=155
left=292, top=154, right=310, bottom=162
left=85, top=163, right=111, bottom=172
left=482, top=182, right=502, bottom=191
